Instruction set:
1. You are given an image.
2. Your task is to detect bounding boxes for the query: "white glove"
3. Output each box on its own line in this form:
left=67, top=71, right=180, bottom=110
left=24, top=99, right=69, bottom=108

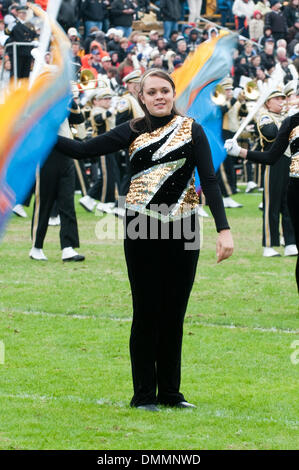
left=224, top=139, right=241, bottom=157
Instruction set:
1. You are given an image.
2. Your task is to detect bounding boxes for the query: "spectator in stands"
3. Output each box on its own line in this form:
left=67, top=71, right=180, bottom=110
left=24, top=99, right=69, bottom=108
left=164, top=49, right=176, bottom=72
left=136, top=34, right=153, bottom=62
left=207, top=26, right=218, bottom=40
left=149, top=50, right=165, bottom=69
left=218, top=0, right=234, bottom=27
left=241, top=41, right=256, bottom=68
left=233, top=55, right=250, bottom=86
left=110, top=0, right=138, bottom=38
left=71, top=40, right=82, bottom=77
left=249, top=10, right=265, bottom=42
left=2, top=55, right=11, bottom=85
left=106, top=27, right=118, bottom=43
left=97, top=54, right=113, bottom=75
left=182, top=24, right=193, bottom=41
left=0, top=1, right=12, bottom=19
left=0, top=18, right=8, bottom=45
left=256, top=66, right=268, bottom=82
left=160, top=0, right=182, bottom=40
left=276, top=45, right=289, bottom=62
left=118, top=47, right=144, bottom=80
left=156, top=36, right=168, bottom=54
left=80, top=0, right=109, bottom=38
left=291, top=42, right=299, bottom=60
left=57, top=0, right=78, bottom=33
left=93, top=30, right=108, bottom=50
left=286, top=19, right=299, bottom=50
left=80, top=53, right=98, bottom=77
left=175, top=36, right=189, bottom=61
left=67, top=26, right=81, bottom=44
left=167, top=30, right=178, bottom=51
left=260, top=37, right=276, bottom=71
left=118, top=36, right=130, bottom=61
left=107, top=28, right=123, bottom=54
left=110, top=50, right=120, bottom=66
left=137, top=0, right=150, bottom=14
left=232, top=0, right=255, bottom=38
left=258, top=24, right=274, bottom=46
left=83, top=27, right=100, bottom=54
left=148, top=30, right=159, bottom=48
left=128, top=30, right=140, bottom=47
left=199, top=28, right=209, bottom=42
left=264, top=0, right=288, bottom=41
left=283, top=0, right=299, bottom=28
left=187, top=27, right=201, bottom=51
left=248, top=53, right=263, bottom=77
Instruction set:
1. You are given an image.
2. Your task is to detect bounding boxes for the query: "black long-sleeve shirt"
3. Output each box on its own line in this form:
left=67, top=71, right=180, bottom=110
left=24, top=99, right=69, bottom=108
left=247, top=113, right=299, bottom=165
left=56, top=113, right=230, bottom=232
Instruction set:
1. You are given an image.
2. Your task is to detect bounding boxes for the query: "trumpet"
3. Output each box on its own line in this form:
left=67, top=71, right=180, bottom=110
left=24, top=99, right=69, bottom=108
left=211, top=85, right=226, bottom=106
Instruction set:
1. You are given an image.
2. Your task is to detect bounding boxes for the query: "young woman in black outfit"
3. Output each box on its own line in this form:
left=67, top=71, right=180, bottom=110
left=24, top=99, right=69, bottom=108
left=56, top=69, right=234, bottom=411
left=225, top=111, right=299, bottom=292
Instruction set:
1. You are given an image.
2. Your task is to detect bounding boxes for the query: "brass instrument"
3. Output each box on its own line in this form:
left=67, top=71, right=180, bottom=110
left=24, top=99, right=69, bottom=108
left=211, top=85, right=226, bottom=106
left=80, top=69, right=98, bottom=90
left=244, top=81, right=259, bottom=101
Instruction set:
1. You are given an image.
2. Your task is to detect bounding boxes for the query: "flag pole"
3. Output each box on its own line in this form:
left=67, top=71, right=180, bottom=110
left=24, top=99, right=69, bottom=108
left=28, top=0, right=62, bottom=88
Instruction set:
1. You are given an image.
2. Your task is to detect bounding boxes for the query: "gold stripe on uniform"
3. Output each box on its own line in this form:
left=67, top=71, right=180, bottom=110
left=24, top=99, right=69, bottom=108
left=32, top=165, right=40, bottom=247
left=73, top=160, right=87, bottom=196
left=263, top=165, right=271, bottom=247
left=219, top=162, right=232, bottom=196
left=100, top=155, right=107, bottom=202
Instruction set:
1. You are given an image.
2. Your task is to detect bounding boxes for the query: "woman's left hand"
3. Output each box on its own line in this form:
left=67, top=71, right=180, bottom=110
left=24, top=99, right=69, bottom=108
left=216, top=229, right=234, bottom=263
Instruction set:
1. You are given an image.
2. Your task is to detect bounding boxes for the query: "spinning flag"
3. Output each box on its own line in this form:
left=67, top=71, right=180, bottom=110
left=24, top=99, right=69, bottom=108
left=172, top=31, right=237, bottom=190
left=0, top=3, right=73, bottom=238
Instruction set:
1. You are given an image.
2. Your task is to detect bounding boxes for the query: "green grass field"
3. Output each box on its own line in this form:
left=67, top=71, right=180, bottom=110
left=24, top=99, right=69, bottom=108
left=0, top=188, right=298, bottom=450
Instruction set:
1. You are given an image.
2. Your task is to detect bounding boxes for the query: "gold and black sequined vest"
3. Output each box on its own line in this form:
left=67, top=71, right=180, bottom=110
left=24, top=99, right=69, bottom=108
left=125, top=115, right=199, bottom=221
left=289, top=125, right=299, bottom=178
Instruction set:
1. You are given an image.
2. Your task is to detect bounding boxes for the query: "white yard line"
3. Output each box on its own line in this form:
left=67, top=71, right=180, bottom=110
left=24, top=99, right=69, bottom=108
left=0, top=392, right=298, bottom=428
left=1, top=307, right=299, bottom=334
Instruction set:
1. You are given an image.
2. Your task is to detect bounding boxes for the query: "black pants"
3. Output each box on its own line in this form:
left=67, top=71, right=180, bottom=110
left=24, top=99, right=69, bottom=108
left=31, top=150, right=79, bottom=250
left=88, top=153, right=119, bottom=203
left=217, top=155, right=236, bottom=197
left=124, top=213, right=200, bottom=407
left=263, top=156, right=295, bottom=247
left=287, top=178, right=299, bottom=292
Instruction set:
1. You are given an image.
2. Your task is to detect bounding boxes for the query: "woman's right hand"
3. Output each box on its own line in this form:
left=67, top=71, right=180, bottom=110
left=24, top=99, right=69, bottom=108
left=224, top=139, right=242, bottom=157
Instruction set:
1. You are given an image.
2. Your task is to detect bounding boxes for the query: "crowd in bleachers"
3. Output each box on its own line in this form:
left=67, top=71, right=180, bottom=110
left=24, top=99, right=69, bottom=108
left=0, top=1, right=298, bottom=86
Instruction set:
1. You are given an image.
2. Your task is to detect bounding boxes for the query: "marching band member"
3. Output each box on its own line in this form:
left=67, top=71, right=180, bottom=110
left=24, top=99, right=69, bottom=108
left=79, top=87, right=120, bottom=214
left=30, top=99, right=85, bottom=262
left=217, top=77, right=244, bottom=208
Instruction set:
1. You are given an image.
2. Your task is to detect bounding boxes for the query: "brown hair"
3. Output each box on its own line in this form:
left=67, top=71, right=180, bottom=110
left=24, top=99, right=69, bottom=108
left=130, top=69, right=182, bottom=133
